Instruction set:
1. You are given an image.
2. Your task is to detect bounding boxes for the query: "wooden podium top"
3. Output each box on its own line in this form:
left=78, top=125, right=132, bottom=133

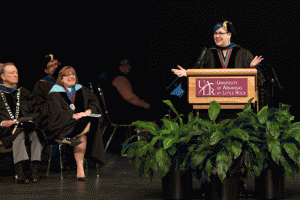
left=187, top=68, right=257, bottom=76
left=187, top=68, right=258, bottom=110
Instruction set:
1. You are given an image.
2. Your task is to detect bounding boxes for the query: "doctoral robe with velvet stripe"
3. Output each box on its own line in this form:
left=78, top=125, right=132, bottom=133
left=0, top=87, right=47, bottom=149
left=192, top=44, right=267, bottom=109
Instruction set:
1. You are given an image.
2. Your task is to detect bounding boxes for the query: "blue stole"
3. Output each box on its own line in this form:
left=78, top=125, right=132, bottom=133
left=49, top=84, right=82, bottom=94
left=0, top=84, right=17, bottom=93
left=43, top=75, right=56, bottom=84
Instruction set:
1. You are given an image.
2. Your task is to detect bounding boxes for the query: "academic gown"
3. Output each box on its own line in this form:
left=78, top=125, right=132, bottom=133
left=191, top=44, right=267, bottom=121
left=32, top=76, right=56, bottom=110
left=0, top=87, right=47, bottom=149
left=44, top=84, right=105, bottom=164
left=32, top=76, right=56, bottom=130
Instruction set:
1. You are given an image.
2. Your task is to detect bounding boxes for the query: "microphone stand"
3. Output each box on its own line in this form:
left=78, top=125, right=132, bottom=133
left=256, top=62, right=284, bottom=108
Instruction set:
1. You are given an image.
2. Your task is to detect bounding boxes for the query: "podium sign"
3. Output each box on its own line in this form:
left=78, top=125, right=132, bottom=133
left=187, top=69, right=258, bottom=109
left=196, top=78, right=248, bottom=97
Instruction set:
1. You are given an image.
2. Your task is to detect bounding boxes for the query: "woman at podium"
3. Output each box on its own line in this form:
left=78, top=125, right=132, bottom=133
left=172, top=20, right=265, bottom=196
left=172, top=20, right=263, bottom=77
left=171, top=20, right=265, bottom=121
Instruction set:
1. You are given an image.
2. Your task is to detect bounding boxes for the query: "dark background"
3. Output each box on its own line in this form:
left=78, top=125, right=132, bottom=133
left=0, top=1, right=299, bottom=120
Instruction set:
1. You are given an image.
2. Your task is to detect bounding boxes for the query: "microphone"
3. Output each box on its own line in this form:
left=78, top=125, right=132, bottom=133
left=196, top=47, right=207, bottom=64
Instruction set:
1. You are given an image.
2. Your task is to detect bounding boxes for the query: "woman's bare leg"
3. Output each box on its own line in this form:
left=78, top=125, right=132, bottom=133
left=74, top=134, right=87, bottom=178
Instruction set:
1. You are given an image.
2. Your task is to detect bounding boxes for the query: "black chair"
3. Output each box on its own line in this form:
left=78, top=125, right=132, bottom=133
left=97, top=87, right=134, bottom=153
left=96, top=86, right=171, bottom=153
left=45, top=140, right=88, bottom=179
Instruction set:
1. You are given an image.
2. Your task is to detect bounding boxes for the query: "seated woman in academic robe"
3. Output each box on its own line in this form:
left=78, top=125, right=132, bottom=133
left=44, top=66, right=105, bottom=181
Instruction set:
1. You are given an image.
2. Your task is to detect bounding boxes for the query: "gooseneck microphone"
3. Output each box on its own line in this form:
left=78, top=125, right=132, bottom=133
left=196, top=47, right=207, bottom=64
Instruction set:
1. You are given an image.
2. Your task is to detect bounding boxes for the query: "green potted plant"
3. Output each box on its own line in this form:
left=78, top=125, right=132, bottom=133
left=185, top=97, right=265, bottom=199
left=121, top=100, right=203, bottom=199
left=233, top=98, right=300, bottom=199
left=121, top=99, right=264, bottom=199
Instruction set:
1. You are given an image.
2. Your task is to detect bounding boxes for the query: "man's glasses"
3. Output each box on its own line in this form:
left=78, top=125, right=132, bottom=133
left=47, top=63, right=59, bottom=68
left=214, top=32, right=228, bottom=36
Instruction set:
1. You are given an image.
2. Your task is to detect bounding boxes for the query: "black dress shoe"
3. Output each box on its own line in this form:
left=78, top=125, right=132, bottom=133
left=15, top=161, right=30, bottom=184
left=30, top=161, right=40, bottom=183
left=15, top=174, right=30, bottom=184
left=30, top=177, right=39, bottom=183
left=77, top=177, right=86, bottom=181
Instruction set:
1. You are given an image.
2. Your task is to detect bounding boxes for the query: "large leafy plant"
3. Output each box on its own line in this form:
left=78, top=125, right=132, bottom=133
left=121, top=100, right=202, bottom=181
left=187, top=98, right=264, bottom=184
left=235, top=98, right=300, bottom=179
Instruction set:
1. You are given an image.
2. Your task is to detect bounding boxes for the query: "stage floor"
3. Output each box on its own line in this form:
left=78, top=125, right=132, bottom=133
left=0, top=152, right=300, bottom=200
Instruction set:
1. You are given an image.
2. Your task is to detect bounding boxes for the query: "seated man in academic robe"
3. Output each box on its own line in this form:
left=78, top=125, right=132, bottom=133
left=0, top=62, right=47, bottom=184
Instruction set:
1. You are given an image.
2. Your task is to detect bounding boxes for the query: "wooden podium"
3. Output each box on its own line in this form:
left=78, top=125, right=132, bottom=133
left=187, top=69, right=258, bottom=111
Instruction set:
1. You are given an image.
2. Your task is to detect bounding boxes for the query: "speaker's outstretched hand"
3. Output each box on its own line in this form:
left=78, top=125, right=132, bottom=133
left=171, top=65, right=187, bottom=77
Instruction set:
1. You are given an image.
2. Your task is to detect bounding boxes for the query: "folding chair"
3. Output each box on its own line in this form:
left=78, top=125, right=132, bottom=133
left=45, top=141, right=88, bottom=179
left=97, top=87, right=134, bottom=153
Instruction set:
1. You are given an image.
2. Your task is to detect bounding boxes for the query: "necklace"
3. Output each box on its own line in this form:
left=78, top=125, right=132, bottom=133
left=63, top=86, right=76, bottom=111
left=0, top=88, right=21, bottom=121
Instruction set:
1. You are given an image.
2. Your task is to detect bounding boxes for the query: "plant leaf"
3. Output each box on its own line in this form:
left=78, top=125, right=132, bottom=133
left=135, top=157, right=142, bottom=171
left=136, top=144, right=149, bottom=158
left=210, top=130, right=224, bottom=145
left=188, top=111, right=194, bottom=123
left=229, top=140, right=242, bottom=159
left=155, top=148, right=172, bottom=177
left=291, top=122, right=300, bottom=130
left=163, top=100, right=183, bottom=125
left=229, top=128, right=249, bottom=141
left=145, top=155, right=153, bottom=172
left=249, top=136, right=263, bottom=143
left=243, top=97, right=254, bottom=110
left=179, top=134, right=193, bottom=143
left=248, top=142, right=260, bottom=154
left=283, top=143, right=299, bottom=165
left=216, top=150, right=230, bottom=183
left=218, top=119, right=230, bottom=127
left=268, top=139, right=283, bottom=164
left=257, top=105, right=268, bottom=124
left=168, top=146, right=177, bottom=155
left=161, top=118, right=179, bottom=132
left=191, top=151, right=211, bottom=166
left=127, top=146, right=136, bottom=158
left=131, top=121, right=159, bottom=135
left=160, top=130, right=171, bottom=135
left=280, top=157, right=294, bottom=178
left=205, top=159, right=213, bottom=179
left=208, top=100, right=221, bottom=122
left=291, top=129, right=300, bottom=144
left=266, top=121, right=280, bottom=139
left=199, top=120, right=213, bottom=128
left=163, top=137, right=177, bottom=149
left=149, top=136, right=164, bottom=148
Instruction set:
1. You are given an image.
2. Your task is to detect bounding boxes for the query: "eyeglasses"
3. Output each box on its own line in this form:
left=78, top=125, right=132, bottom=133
left=214, top=32, right=228, bottom=36
left=47, top=63, right=59, bottom=68
left=63, top=74, right=76, bottom=78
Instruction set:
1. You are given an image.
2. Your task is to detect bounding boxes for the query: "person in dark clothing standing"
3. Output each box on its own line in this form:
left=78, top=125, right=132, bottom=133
left=171, top=20, right=266, bottom=120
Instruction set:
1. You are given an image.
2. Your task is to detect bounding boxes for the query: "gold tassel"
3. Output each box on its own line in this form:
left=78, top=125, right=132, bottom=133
left=46, top=54, right=54, bottom=61
left=12, top=123, right=19, bottom=135
left=223, top=21, right=228, bottom=31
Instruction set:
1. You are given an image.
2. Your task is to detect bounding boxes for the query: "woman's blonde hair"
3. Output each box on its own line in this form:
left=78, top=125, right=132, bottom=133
left=56, top=66, right=79, bottom=87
